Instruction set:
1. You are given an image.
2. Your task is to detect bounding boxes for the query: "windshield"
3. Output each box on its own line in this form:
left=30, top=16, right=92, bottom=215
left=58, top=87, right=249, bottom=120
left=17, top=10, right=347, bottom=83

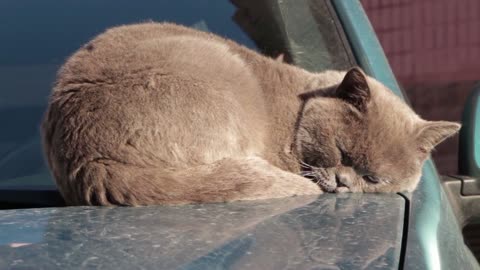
left=0, top=0, right=354, bottom=189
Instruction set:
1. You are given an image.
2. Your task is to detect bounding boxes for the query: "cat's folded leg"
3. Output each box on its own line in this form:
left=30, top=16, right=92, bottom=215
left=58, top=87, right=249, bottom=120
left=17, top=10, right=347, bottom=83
left=188, top=156, right=324, bottom=202
left=71, top=156, right=323, bottom=206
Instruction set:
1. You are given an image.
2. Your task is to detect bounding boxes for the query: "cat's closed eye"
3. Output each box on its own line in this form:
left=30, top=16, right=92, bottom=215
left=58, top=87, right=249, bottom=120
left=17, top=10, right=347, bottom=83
left=362, top=175, right=380, bottom=184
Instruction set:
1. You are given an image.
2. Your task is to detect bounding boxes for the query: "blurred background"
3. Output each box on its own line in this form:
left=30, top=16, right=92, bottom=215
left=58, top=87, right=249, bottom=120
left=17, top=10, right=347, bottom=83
left=361, top=0, right=480, bottom=175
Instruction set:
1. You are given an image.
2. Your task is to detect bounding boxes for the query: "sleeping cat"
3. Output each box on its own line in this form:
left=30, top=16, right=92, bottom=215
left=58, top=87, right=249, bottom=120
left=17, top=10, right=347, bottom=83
left=42, top=22, right=460, bottom=206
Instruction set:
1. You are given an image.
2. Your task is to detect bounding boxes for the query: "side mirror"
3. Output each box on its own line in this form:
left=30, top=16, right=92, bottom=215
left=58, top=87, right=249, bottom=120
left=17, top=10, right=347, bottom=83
left=459, top=83, right=480, bottom=178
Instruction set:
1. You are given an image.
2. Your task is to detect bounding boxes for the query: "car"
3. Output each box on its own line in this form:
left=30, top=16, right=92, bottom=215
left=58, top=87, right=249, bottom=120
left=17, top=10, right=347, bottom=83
left=0, top=0, right=479, bottom=269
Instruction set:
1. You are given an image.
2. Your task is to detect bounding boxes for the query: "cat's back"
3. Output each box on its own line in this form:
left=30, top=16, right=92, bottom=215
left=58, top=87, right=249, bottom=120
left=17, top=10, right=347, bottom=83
left=45, top=22, right=267, bottom=169
left=56, top=23, right=248, bottom=89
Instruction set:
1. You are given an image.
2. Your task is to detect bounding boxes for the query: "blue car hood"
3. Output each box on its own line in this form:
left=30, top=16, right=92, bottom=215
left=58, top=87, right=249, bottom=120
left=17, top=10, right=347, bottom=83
left=0, top=194, right=405, bottom=269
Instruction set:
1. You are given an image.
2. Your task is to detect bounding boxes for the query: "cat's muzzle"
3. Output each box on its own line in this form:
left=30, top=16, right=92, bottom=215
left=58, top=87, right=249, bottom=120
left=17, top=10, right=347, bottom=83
left=306, top=167, right=349, bottom=193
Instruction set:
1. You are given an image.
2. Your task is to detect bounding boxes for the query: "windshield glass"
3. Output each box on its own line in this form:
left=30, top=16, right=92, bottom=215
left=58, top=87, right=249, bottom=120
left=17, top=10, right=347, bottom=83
left=0, top=0, right=354, bottom=188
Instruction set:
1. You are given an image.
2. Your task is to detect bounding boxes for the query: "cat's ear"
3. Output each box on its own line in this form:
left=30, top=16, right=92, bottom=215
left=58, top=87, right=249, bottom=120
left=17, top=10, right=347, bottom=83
left=336, top=67, right=371, bottom=112
left=416, top=121, right=461, bottom=154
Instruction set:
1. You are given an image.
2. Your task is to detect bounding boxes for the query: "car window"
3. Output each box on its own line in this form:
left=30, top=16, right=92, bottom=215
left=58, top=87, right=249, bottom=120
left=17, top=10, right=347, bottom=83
left=0, top=0, right=354, bottom=188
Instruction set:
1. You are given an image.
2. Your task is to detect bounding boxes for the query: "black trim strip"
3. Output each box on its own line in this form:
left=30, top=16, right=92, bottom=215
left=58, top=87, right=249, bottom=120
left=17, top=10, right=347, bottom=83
left=397, top=192, right=411, bottom=270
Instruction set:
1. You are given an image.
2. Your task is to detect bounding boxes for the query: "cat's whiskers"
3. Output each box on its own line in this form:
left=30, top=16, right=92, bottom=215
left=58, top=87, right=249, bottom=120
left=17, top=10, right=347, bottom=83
left=299, top=160, right=313, bottom=168
left=297, top=159, right=320, bottom=170
left=300, top=171, right=315, bottom=177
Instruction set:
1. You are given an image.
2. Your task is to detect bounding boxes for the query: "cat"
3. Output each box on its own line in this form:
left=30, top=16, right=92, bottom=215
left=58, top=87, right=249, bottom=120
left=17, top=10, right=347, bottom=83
left=42, top=22, right=460, bottom=206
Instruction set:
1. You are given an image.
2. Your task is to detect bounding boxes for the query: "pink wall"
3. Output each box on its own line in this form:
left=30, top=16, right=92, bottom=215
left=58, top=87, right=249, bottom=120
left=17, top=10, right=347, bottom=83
left=362, top=0, right=480, bottom=175
left=363, top=0, right=480, bottom=85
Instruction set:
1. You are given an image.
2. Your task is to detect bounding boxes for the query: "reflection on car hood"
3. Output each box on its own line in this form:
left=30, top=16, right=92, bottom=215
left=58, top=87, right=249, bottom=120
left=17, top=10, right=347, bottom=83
left=0, top=194, right=404, bottom=269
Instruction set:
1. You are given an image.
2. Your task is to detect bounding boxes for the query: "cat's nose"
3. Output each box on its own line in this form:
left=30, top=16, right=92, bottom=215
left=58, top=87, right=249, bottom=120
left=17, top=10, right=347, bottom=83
left=335, top=173, right=349, bottom=188
left=335, top=173, right=350, bottom=193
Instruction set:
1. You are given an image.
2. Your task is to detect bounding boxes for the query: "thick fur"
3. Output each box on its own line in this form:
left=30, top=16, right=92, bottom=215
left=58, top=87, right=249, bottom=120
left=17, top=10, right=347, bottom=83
left=42, top=23, right=460, bottom=206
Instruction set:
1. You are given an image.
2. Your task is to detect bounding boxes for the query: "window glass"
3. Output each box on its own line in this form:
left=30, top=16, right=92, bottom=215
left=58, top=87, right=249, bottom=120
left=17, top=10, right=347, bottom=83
left=0, top=0, right=354, bottom=187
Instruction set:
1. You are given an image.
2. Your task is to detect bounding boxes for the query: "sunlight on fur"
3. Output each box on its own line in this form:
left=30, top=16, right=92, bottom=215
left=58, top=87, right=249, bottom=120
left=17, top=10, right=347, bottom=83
left=42, top=23, right=460, bottom=206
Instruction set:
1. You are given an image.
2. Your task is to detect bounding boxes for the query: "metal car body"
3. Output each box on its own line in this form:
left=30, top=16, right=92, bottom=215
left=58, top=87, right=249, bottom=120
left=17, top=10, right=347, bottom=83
left=0, top=0, right=479, bottom=269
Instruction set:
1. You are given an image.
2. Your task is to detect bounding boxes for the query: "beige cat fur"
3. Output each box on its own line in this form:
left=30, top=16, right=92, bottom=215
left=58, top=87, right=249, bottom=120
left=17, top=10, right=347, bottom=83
left=42, top=23, right=460, bottom=206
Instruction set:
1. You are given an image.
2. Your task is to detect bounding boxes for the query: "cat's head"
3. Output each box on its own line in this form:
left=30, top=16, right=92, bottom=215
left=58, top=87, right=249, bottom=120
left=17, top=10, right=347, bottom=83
left=297, top=67, right=460, bottom=193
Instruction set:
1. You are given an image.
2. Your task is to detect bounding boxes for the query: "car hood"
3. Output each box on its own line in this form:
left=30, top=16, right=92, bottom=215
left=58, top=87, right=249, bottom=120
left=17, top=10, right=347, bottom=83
left=0, top=194, right=405, bottom=269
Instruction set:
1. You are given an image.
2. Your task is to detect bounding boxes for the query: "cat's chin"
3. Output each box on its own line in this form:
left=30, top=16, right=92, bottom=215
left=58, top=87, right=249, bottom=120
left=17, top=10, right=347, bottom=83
left=334, top=186, right=351, bottom=193
left=318, top=183, right=351, bottom=193
left=306, top=167, right=339, bottom=193
left=317, top=183, right=336, bottom=193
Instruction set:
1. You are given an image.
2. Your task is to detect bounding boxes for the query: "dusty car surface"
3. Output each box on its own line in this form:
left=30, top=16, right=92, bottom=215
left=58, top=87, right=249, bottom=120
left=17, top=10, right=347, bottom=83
left=0, top=0, right=479, bottom=269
